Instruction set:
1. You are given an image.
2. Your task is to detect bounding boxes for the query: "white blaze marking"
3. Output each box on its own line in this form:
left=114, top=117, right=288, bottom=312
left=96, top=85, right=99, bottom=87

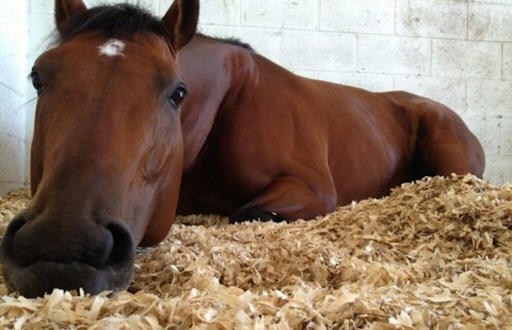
left=98, top=39, right=125, bottom=57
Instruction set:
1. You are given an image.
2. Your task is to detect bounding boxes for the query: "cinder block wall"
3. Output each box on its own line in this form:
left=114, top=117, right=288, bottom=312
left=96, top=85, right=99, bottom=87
left=16, top=0, right=512, bottom=187
left=192, top=0, right=512, bottom=184
left=0, top=2, right=28, bottom=195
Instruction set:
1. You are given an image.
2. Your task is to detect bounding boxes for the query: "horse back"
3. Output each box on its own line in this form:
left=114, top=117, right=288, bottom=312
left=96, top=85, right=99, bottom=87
left=179, top=48, right=484, bottom=216
left=204, top=56, right=422, bottom=204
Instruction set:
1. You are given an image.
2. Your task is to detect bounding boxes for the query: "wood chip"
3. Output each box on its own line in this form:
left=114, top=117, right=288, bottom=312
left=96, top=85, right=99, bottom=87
left=0, top=174, right=510, bottom=328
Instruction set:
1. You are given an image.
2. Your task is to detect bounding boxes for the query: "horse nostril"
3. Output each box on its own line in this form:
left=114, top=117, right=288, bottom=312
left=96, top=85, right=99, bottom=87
left=106, top=223, right=134, bottom=268
left=0, top=216, right=27, bottom=261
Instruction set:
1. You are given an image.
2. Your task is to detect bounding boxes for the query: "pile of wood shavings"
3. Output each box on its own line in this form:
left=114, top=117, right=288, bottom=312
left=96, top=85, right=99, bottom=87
left=0, top=174, right=510, bottom=329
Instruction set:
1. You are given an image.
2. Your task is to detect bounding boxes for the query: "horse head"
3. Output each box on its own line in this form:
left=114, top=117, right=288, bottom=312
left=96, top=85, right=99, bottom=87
left=0, top=0, right=199, bottom=297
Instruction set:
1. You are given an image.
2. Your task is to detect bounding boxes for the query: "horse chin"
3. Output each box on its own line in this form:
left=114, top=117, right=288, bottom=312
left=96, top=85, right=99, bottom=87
left=1, top=257, right=134, bottom=298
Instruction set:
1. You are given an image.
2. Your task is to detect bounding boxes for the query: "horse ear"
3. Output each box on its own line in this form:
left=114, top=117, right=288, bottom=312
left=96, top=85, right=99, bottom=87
left=162, top=0, right=200, bottom=53
left=55, top=0, right=87, bottom=29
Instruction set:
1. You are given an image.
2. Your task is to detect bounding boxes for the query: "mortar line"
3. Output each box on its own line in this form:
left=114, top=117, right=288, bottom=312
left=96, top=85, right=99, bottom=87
left=429, top=39, right=433, bottom=76
left=0, top=82, right=26, bottom=97
left=466, top=3, right=469, bottom=41
left=317, top=0, right=321, bottom=31
left=501, top=43, right=504, bottom=80
left=0, top=132, right=26, bottom=142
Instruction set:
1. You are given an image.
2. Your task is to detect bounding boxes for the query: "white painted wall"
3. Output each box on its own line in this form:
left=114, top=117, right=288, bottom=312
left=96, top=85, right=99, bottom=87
left=1, top=0, right=511, bottom=191
left=0, top=1, right=28, bottom=195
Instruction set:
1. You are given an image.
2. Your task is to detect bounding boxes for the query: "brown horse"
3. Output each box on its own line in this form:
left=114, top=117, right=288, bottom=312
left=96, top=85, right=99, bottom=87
left=1, top=0, right=484, bottom=297
left=176, top=36, right=485, bottom=222
left=1, top=0, right=199, bottom=297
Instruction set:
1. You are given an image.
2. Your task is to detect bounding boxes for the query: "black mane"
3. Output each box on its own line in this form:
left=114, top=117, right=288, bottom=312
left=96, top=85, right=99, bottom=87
left=55, top=3, right=254, bottom=51
left=208, top=36, right=254, bottom=52
left=56, top=4, right=169, bottom=44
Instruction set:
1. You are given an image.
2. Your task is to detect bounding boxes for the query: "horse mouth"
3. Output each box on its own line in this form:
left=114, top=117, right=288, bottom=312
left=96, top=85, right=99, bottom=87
left=0, top=213, right=136, bottom=298
left=1, top=257, right=135, bottom=298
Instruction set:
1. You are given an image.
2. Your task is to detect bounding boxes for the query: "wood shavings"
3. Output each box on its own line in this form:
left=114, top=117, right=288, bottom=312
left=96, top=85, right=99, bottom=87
left=0, top=174, right=510, bottom=328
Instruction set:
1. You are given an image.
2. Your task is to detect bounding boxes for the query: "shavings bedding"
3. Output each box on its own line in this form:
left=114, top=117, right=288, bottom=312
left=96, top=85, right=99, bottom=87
left=0, top=174, right=510, bottom=329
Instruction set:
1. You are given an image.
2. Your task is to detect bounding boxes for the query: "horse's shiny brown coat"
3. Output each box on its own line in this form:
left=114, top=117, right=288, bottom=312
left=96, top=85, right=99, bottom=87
left=176, top=35, right=484, bottom=221
left=0, top=0, right=484, bottom=297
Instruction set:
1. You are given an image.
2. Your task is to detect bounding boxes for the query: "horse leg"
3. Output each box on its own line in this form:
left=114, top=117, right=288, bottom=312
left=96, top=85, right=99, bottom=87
left=229, top=176, right=336, bottom=223
left=413, top=106, right=485, bottom=178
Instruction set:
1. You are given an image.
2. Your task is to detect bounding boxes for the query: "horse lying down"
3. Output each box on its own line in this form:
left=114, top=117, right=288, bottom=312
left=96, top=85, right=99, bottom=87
left=0, top=0, right=484, bottom=297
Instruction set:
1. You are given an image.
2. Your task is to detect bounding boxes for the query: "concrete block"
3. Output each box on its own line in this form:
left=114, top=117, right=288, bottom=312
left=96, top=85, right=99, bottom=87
left=0, top=27, right=27, bottom=59
left=357, top=35, right=431, bottom=75
left=0, top=135, right=25, bottom=184
left=440, top=0, right=499, bottom=3
left=0, top=0, right=28, bottom=56
left=483, top=156, right=511, bottom=185
left=192, top=0, right=241, bottom=26
left=30, top=0, right=54, bottom=14
left=432, top=40, right=501, bottom=79
left=464, top=117, right=501, bottom=156
left=317, top=72, right=394, bottom=92
left=469, top=3, right=512, bottom=42
left=0, top=84, right=27, bottom=140
left=396, top=0, right=467, bottom=39
left=31, top=0, right=158, bottom=15
left=500, top=118, right=512, bottom=156
left=86, top=0, right=158, bottom=13
left=242, top=0, right=318, bottom=30
left=504, top=43, right=512, bottom=80
left=0, top=53, right=28, bottom=96
left=280, top=31, right=356, bottom=71
left=393, top=76, right=466, bottom=116
left=466, top=79, right=512, bottom=118
left=320, top=0, right=394, bottom=34
left=28, top=12, right=55, bottom=57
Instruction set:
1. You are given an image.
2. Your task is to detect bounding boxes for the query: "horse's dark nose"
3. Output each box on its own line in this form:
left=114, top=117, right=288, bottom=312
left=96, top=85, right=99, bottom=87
left=10, top=217, right=113, bottom=268
left=0, top=214, right=135, bottom=297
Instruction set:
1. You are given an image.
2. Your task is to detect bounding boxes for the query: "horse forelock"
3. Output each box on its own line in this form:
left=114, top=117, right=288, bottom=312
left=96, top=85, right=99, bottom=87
left=53, top=4, right=172, bottom=48
left=51, top=3, right=253, bottom=56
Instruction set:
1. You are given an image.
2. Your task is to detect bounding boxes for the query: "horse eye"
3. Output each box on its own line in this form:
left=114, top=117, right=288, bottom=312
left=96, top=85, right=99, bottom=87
left=30, top=69, right=43, bottom=95
left=168, top=86, right=187, bottom=108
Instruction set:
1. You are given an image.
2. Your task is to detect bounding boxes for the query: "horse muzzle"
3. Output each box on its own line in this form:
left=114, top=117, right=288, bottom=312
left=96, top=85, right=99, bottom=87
left=0, top=212, right=135, bottom=298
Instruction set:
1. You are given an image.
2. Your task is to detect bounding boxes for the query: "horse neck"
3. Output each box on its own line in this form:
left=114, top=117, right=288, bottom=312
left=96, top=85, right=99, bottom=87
left=178, top=34, right=258, bottom=170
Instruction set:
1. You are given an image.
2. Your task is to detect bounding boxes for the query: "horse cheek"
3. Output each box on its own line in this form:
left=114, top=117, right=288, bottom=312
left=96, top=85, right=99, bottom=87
left=139, top=122, right=183, bottom=246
